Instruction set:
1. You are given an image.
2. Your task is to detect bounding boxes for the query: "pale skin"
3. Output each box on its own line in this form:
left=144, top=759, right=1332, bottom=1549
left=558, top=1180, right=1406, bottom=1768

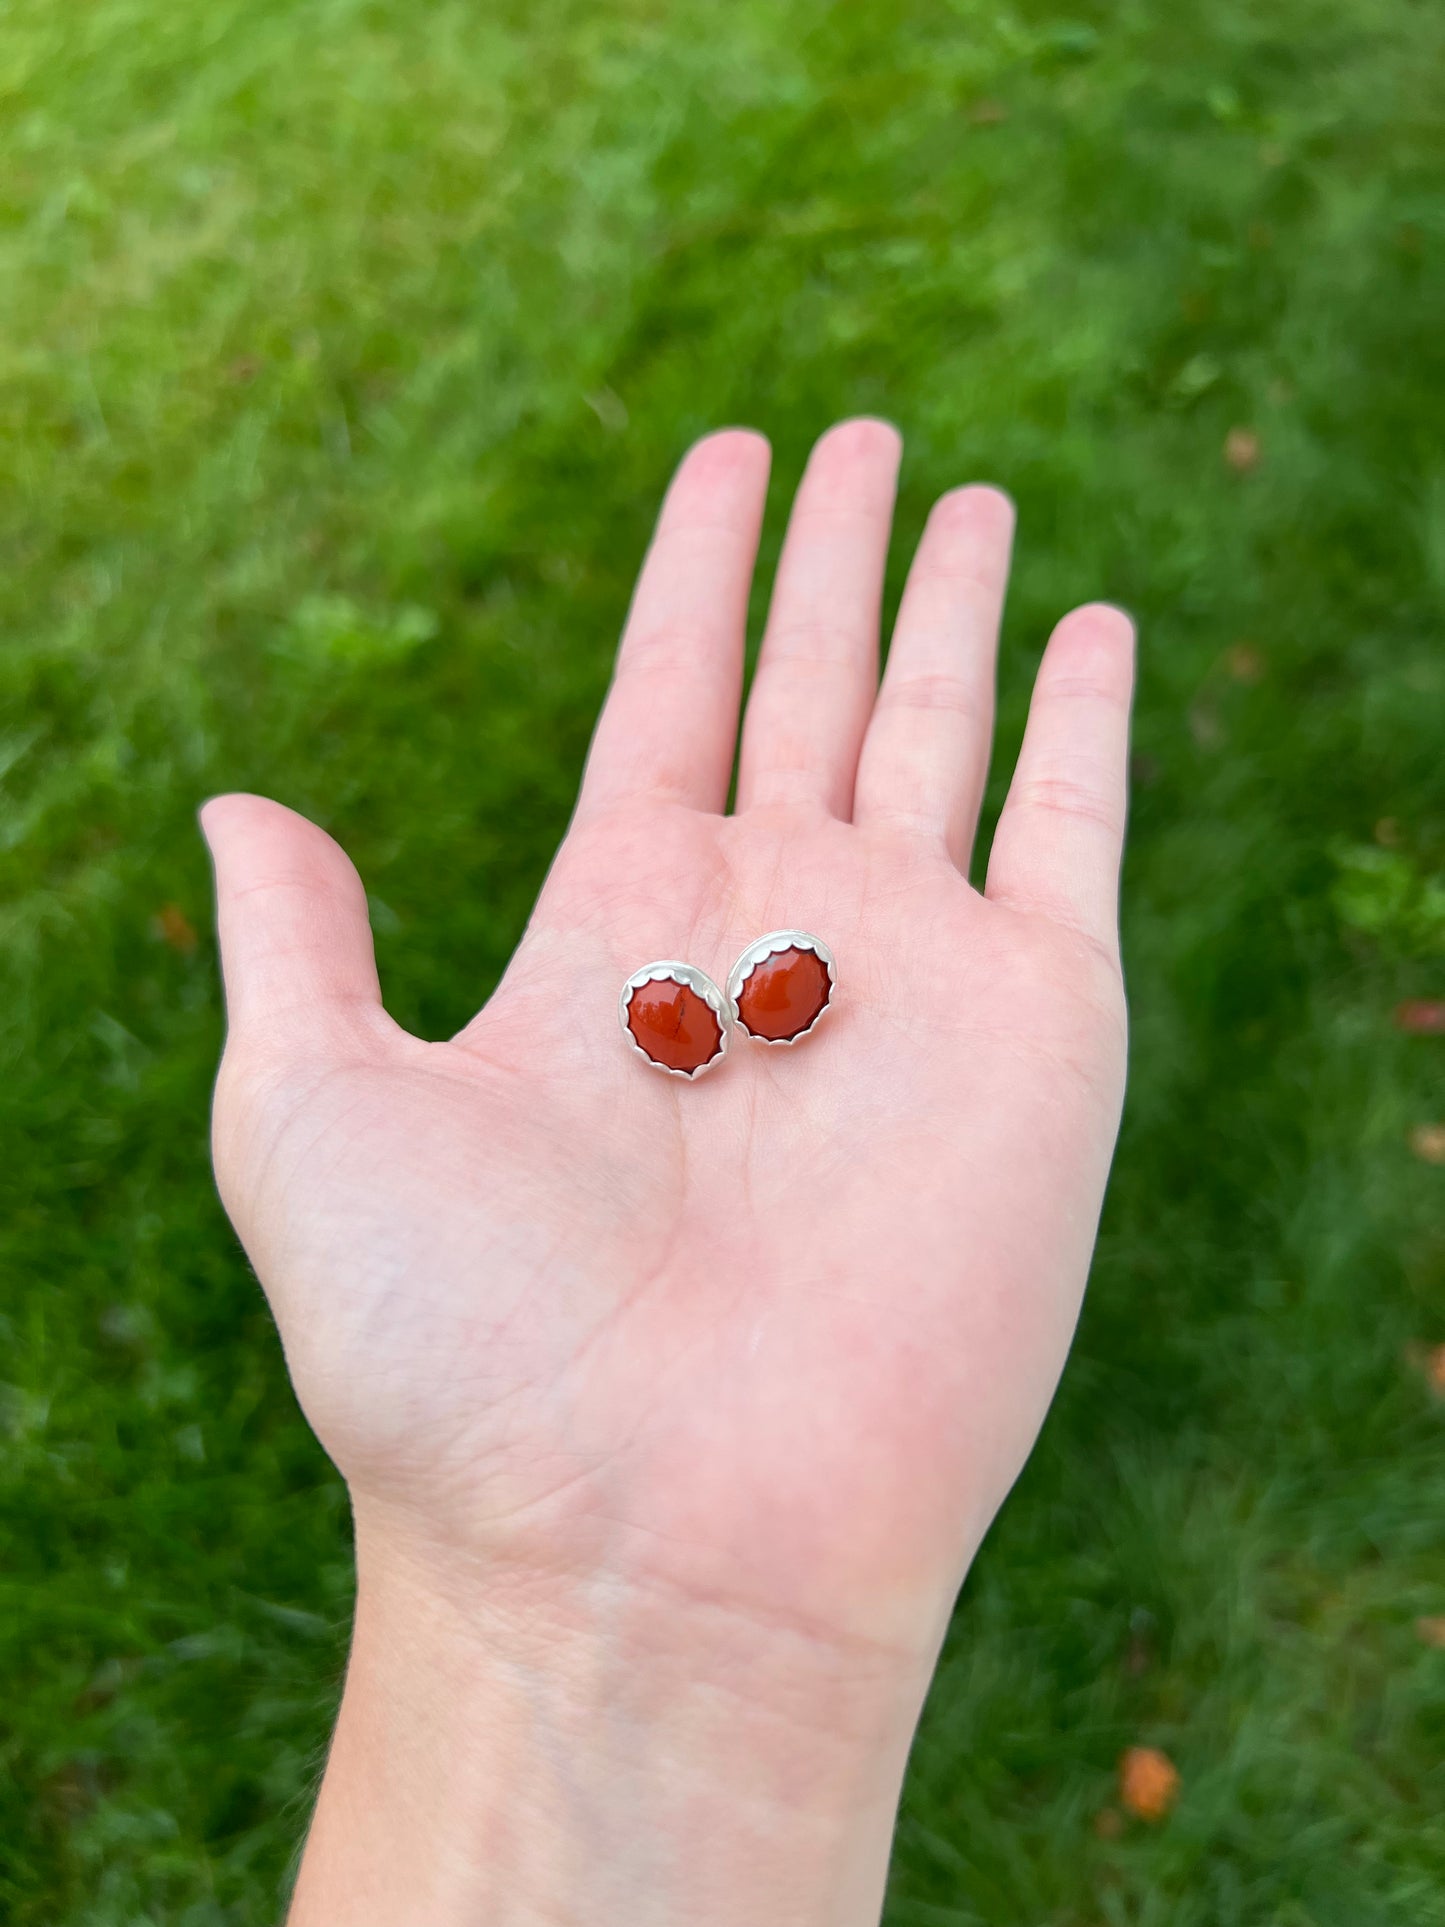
left=202, top=419, right=1135, bottom=1925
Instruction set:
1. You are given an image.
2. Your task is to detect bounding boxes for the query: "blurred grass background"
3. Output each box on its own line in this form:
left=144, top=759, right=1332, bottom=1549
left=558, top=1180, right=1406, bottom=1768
left=2, top=0, right=1444, bottom=1920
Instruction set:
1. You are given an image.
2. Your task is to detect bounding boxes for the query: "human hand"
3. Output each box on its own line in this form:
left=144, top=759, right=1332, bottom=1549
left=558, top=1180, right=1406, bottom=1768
left=203, top=420, right=1134, bottom=1926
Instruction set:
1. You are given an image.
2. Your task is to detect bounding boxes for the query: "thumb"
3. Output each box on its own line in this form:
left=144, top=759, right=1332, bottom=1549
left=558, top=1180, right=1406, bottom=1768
left=200, top=793, right=385, bottom=1049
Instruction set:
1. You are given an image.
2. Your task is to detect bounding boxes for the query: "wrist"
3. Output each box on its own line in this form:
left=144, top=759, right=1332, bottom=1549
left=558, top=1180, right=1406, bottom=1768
left=288, top=1510, right=931, bottom=1927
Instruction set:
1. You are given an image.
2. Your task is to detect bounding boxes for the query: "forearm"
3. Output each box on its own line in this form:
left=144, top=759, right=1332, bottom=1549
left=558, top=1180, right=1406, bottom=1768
left=288, top=1523, right=928, bottom=1927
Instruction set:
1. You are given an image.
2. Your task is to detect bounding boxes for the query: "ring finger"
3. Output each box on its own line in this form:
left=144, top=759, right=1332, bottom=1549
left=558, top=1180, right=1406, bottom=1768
left=852, top=484, right=1015, bottom=870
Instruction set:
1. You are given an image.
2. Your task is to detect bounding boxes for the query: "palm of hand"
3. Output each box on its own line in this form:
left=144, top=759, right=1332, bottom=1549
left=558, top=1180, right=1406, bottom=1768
left=208, top=422, right=1132, bottom=1662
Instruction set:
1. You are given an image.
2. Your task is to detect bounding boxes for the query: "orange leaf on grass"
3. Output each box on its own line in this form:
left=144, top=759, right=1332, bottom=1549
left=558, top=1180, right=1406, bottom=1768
left=1402, top=1341, right=1445, bottom=1394
left=1224, top=643, right=1265, bottom=683
left=1119, top=1746, right=1180, bottom=1822
left=153, top=904, right=199, bottom=955
left=1224, top=427, right=1261, bottom=472
left=1416, top=1617, right=1445, bottom=1649
left=1411, top=1124, right=1445, bottom=1165
left=1395, top=1001, right=1445, bottom=1035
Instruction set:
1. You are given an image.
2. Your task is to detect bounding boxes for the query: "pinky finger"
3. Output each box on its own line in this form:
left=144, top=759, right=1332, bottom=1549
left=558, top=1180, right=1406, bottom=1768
left=984, top=603, right=1136, bottom=955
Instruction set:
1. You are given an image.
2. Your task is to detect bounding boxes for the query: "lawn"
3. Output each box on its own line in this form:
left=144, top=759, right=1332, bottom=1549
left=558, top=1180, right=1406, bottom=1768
left=2, top=0, right=1444, bottom=1920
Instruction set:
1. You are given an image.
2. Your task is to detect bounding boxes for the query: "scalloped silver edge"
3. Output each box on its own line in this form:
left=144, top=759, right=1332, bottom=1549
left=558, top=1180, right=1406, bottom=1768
left=726, top=930, right=836, bottom=1047
left=618, top=960, right=731, bottom=1079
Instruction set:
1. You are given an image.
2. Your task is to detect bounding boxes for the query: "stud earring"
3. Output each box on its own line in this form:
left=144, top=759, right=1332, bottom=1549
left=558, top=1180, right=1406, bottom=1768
left=728, top=931, right=836, bottom=1046
left=619, top=961, right=731, bottom=1078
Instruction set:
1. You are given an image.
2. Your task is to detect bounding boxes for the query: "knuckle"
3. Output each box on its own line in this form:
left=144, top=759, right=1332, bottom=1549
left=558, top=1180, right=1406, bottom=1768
left=619, top=625, right=723, bottom=675
left=879, top=671, right=979, bottom=720
left=1041, top=670, right=1129, bottom=705
left=1014, top=772, right=1123, bottom=836
left=761, top=616, right=868, bottom=666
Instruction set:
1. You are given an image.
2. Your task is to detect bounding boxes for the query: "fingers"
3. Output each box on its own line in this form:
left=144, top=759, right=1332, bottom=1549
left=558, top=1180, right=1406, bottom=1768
left=984, top=604, right=1136, bottom=953
left=852, top=485, right=1015, bottom=868
left=200, top=793, right=386, bottom=1049
left=575, top=428, right=771, bottom=819
left=735, top=418, right=902, bottom=818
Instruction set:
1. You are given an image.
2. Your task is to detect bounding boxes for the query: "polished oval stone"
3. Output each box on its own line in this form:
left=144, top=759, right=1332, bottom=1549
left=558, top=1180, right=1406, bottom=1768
left=735, top=945, right=831, bottom=1042
left=626, top=978, right=723, bottom=1074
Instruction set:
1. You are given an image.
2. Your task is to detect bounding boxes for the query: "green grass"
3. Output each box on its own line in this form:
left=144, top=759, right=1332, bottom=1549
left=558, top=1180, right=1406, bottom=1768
left=3, top=0, right=1444, bottom=1919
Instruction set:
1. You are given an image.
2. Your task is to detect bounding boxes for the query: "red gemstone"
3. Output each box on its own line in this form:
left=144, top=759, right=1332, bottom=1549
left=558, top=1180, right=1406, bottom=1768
left=736, top=946, right=831, bottom=1042
left=626, top=978, right=723, bottom=1074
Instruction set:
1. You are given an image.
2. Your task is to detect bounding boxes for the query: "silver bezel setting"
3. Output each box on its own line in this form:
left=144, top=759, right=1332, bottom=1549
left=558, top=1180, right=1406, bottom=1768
left=619, top=960, right=731, bottom=1079
left=727, top=930, right=836, bottom=1047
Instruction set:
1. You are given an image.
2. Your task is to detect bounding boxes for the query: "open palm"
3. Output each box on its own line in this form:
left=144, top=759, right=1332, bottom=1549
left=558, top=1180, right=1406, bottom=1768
left=206, top=420, right=1133, bottom=1675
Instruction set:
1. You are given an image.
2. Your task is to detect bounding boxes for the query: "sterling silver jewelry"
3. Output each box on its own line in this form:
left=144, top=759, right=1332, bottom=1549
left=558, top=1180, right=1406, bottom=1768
left=727, top=930, right=836, bottom=1046
left=618, top=960, right=731, bottom=1078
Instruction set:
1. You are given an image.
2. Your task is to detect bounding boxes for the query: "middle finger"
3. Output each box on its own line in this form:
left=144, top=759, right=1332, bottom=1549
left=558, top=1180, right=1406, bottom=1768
left=735, top=417, right=902, bottom=819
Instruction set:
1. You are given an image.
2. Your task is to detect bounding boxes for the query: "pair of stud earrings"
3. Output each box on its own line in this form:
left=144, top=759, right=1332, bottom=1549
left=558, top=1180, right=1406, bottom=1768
left=620, top=930, right=836, bottom=1079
